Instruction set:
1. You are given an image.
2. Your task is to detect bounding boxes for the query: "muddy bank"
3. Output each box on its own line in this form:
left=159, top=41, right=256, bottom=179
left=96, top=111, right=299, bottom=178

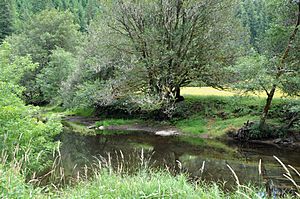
left=64, top=116, right=300, bottom=147
left=63, top=116, right=181, bottom=136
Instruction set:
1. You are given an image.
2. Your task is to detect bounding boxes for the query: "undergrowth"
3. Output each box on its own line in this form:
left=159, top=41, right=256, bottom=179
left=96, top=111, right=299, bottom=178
left=172, top=95, right=299, bottom=138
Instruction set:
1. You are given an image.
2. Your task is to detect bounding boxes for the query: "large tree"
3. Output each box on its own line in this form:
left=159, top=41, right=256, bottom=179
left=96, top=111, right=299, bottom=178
left=83, top=0, right=244, bottom=108
left=7, top=9, right=81, bottom=104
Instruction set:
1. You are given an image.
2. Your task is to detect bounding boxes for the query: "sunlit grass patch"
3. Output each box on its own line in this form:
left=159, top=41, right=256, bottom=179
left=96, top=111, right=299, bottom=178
left=175, top=115, right=259, bottom=138
left=206, top=116, right=259, bottom=137
left=175, top=116, right=207, bottom=135
left=69, top=107, right=95, bottom=117
left=181, top=87, right=237, bottom=96
left=63, top=121, right=95, bottom=134
left=181, top=87, right=285, bottom=98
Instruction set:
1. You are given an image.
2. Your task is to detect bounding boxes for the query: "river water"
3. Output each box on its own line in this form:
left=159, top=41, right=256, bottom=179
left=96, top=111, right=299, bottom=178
left=57, top=128, right=300, bottom=191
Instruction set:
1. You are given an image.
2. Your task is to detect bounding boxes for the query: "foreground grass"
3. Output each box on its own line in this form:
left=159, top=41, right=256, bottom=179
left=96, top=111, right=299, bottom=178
left=1, top=164, right=266, bottom=199
left=56, top=171, right=266, bottom=199
left=3, top=164, right=297, bottom=199
left=2, top=143, right=298, bottom=199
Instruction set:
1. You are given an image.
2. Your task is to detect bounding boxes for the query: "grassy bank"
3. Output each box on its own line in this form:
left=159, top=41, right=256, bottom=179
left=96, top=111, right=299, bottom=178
left=172, top=95, right=264, bottom=137
left=59, top=88, right=298, bottom=138
left=172, top=94, right=295, bottom=138
left=95, top=118, right=141, bottom=127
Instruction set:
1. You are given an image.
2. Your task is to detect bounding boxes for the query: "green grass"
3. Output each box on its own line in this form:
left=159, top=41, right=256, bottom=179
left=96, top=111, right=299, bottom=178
left=95, top=118, right=140, bottom=127
left=68, top=107, right=95, bottom=117
left=173, top=95, right=292, bottom=137
left=55, top=171, right=266, bottom=199
left=95, top=130, right=134, bottom=135
left=1, top=164, right=270, bottom=199
left=41, top=105, right=95, bottom=118
left=175, top=116, right=259, bottom=138
left=206, top=116, right=259, bottom=137
left=181, top=86, right=286, bottom=98
left=63, top=121, right=95, bottom=134
left=94, top=118, right=142, bottom=135
left=175, top=116, right=207, bottom=135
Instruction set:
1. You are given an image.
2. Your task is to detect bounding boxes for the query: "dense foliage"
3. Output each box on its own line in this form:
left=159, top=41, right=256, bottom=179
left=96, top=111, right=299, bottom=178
left=61, top=0, right=246, bottom=116
left=0, top=0, right=299, bottom=197
left=230, top=0, right=300, bottom=128
left=8, top=9, right=81, bottom=104
left=0, top=42, right=62, bottom=173
left=0, top=0, right=15, bottom=42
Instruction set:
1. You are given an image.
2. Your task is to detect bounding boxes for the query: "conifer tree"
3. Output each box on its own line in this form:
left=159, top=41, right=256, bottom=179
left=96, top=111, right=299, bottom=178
left=0, top=0, right=15, bottom=43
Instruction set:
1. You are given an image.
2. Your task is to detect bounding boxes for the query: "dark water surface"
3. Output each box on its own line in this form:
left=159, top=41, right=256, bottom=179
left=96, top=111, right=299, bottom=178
left=58, top=128, right=300, bottom=190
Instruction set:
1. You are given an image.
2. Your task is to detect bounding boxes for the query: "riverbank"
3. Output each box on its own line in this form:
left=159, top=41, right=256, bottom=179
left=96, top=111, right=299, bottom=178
left=2, top=131, right=299, bottom=199
left=59, top=94, right=299, bottom=145
left=2, top=93, right=299, bottom=198
left=18, top=92, right=296, bottom=198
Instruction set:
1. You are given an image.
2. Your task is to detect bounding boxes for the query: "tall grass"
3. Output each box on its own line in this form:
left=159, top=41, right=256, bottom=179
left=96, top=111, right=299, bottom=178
left=1, top=146, right=298, bottom=198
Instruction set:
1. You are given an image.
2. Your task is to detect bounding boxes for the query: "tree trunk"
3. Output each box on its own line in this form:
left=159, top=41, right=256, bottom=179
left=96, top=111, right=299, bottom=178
left=259, top=2, right=300, bottom=130
left=175, top=86, right=184, bottom=102
left=259, top=85, right=276, bottom=129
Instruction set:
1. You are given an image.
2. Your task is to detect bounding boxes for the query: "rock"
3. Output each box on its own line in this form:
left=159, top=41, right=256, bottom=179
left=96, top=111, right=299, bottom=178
left=282, top=137, right=294, bottom=145
left=155, top=130, right=179, bottom=136
left=274, top=138, right=282, bottom=144
left=97, top=126, right=105, bottom=130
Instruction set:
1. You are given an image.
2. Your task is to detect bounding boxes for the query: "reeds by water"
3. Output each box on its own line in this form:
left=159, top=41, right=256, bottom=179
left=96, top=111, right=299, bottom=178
left=1, top=145, right=299, bottom=198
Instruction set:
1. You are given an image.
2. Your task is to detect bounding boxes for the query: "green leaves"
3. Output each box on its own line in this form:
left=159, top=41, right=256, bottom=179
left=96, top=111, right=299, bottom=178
left=6, top=9, right=81, bottom=104
left=0, top=42, right=37, bottom=85
left=0, top=0, right=15, bottom=43
left=36, top=48, right=76, bottom=102
left=0, top=41, right=62, bottom=173
left=228, top=55, right=273, bottom=94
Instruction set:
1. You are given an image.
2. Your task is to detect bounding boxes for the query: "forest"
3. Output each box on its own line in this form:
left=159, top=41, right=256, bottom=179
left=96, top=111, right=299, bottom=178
left=0, top=0, right=300, bottom=198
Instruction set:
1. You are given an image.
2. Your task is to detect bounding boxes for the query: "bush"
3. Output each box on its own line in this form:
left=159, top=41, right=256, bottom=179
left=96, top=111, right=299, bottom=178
left=37, top=48, right=76, bottom=103
left=0, top=42, right=62, bottom=173
left=0, top=84, right=62, bottom=173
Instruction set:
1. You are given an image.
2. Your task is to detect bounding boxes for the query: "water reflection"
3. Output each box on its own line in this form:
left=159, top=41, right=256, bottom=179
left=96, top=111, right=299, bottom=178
left=58, top=128, right=300, bottom=190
